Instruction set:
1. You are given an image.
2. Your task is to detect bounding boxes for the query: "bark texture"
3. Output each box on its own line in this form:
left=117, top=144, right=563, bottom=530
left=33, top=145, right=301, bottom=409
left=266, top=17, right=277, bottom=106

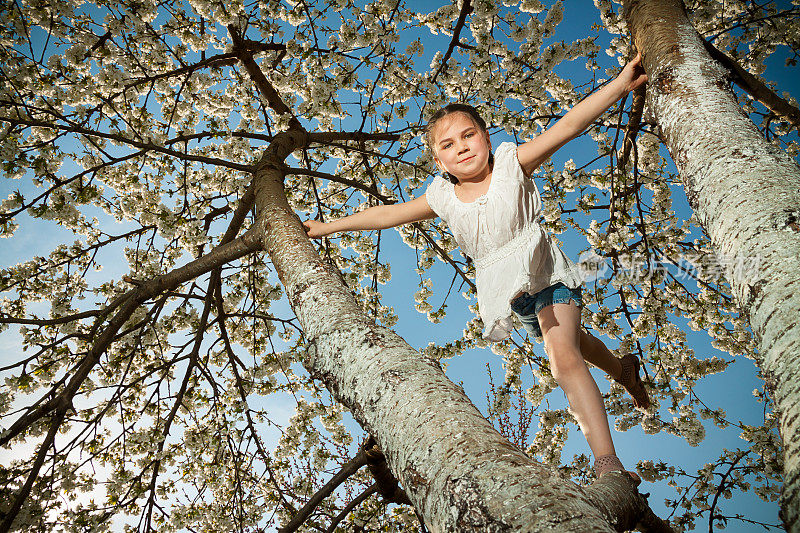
left=623, top=1, right=800, bottom=529
left=251, top=135, right=666, bottom=531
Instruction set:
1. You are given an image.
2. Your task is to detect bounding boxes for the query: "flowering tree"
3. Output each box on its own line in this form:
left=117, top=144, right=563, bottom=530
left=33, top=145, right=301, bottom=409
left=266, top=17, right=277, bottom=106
left=0, top=0, right=797, bottom=531
left=618, top=0, right=800, bottom=528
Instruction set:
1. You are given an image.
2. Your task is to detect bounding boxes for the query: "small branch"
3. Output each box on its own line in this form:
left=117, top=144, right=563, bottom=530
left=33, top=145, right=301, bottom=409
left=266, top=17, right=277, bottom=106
left=288, top=167, right=394, bottom=204
left=142, top=271, right=218, bottom=530
left=702, top=37, right=800, bottom=130
left=323, top=483, right=378, bottom=533
left=120, top=51, right=259, bottom=92
left=430, top=0, right=473, bottom=84
left=83, top=29, right=113, bottom=60
left=618, top=85, right=646, bottom=171
left=215, top=285, right=298, bottom=516
left=0, top=309, right=102, bottom=326
left=707, top=452, right=746, bottom=533
left=0, top=228, right=261, bottom=448
left=0, top=400, right=64, bottom=532
left=278, top=448, right=370, bottom=533
left=0, top=115, right=253, bottom=172
left=164, top=130, right=273, bottom=146
left=308, top=131, right=402, bottom=144
left=411, top=222, right=475, bottom=292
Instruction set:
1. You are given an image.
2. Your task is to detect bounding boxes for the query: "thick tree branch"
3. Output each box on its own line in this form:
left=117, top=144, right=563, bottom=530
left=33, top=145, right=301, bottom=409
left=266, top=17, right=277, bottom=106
left=701, top=38, right=800, bottom=130
left=585, top=473, right=676, bottom=533
left=622, top=0, right=800, bottom=526
left=227, top=26, right=302, bottom=130
left=364, top=437, right=412, bottom=505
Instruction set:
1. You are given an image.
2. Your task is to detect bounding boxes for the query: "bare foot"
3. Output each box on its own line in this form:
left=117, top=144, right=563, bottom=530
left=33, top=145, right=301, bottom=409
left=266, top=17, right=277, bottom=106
left=616, top=353, right=650, bottom=409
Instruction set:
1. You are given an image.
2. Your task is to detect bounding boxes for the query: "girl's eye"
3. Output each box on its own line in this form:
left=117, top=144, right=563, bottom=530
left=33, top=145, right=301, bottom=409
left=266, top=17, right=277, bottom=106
left=441, top=142, right=452, bottom=149
left=465, top=132, right=474, bottom=138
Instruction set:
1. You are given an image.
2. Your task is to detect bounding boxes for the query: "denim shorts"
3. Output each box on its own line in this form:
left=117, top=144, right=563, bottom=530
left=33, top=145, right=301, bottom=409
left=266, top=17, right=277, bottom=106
left=510, top=283, right=583, bottom=339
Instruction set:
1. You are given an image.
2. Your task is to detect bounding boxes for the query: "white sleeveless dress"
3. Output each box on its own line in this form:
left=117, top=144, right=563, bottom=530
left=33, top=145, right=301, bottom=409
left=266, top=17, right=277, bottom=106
left=424, top=142, right=583, bottom=341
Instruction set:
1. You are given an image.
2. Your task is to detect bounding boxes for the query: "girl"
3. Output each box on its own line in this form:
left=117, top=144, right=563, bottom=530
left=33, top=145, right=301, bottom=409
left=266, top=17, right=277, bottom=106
left=304, top=55, right=650, bottom=482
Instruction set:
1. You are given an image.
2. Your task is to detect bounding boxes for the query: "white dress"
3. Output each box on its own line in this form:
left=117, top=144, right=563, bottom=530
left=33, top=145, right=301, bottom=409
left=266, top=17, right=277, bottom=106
left=424, top=142, right=583, bottom=341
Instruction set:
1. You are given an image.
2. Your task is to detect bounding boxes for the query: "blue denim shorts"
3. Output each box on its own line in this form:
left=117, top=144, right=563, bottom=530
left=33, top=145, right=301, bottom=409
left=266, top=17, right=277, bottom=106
left=510, top=283, right=583, bottom=339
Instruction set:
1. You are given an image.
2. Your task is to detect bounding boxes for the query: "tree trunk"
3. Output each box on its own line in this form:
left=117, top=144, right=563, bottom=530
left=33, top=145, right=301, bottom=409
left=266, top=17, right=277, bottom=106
left=250, top=132, right=666, bottom=532
left=622, top=0, right=800, bottom=529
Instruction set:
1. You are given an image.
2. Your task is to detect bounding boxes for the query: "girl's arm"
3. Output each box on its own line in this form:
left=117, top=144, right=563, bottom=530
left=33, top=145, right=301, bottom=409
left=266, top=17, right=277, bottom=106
left=303, top=194, right=437, bottom=238
left=516, top=53, right=648, bottom=176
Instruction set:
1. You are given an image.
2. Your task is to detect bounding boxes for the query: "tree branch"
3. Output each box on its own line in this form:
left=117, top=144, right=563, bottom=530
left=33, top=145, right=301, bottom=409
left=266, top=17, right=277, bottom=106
left=308, top=131, right=403, bottom=144
left=278, top=447, right=370, bottom=533
left=0, top=115, right=253, bottom=172
left=323, top=483, right=378, bottom=533
left=288, top=167, right=394, bottom=204
left=0, top=400, right=65, bottom=532
left=364, top=437, right=412, bottom=505
left=227, top=26, right=302, bottom=130
left=411, top=222, right=476, bottom=292
left=214, top=283, right=299, bottom=517
left=142, top=271, right=219, bottom=530
left=702, top=37, right=800, bottom=130
left=619, top=85, right=646, bottom=171
left=430, top=0, right=473, bottom=84
left=585, top=472, right=676, bottom=533
left=0, top=309, right=102, bottom=326
left=118, top=53, right=233, bottom=91
left=0, top=227, right=261, bottom=449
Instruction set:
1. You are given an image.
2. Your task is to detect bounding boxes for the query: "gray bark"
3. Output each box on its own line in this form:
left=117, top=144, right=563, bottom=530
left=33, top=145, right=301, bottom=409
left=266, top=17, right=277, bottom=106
left=252, top=132, right=664, bottom=532
left=623, top=1, right=800, bottom=530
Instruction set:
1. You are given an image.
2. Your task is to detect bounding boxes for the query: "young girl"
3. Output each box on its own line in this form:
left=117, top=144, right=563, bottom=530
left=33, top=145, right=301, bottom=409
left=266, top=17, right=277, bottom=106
left=304, top=55, right=650, bottom=482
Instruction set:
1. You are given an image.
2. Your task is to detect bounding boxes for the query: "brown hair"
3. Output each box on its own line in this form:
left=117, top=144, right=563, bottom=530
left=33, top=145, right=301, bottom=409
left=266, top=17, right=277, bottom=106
left=425, top=103, right=493, bottom=184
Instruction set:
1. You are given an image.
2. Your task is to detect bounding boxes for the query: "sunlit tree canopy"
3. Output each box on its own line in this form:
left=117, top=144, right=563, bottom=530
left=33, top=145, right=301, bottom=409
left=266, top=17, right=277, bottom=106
left=1, top=0, right=798, bottom=531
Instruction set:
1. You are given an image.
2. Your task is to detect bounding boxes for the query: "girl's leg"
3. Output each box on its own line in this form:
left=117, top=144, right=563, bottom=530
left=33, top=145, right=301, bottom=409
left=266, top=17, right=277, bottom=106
left=578, top=330, right=622, bottom=380
left=579, top=330, right=650, bottom=409
left=537, top=301, right=615, bottom=458
left=539, top=302, right=640, bottom=482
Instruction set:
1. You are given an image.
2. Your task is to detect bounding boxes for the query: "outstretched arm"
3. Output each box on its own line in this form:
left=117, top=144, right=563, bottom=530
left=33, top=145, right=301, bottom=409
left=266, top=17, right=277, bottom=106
left=304, top=194, right=437, bottom=238
left=516, top=53, right=648, bottom=176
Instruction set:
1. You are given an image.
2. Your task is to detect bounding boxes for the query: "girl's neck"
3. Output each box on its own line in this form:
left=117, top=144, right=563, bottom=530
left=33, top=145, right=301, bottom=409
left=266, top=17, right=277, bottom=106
left=454, top=168, right=493, bottom=203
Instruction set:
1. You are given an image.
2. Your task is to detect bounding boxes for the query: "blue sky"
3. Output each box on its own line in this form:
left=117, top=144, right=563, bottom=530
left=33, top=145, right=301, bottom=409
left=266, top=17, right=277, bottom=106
left=1, top=1, right=798, bottom=530
left=362, top=2, right=797, bottom=531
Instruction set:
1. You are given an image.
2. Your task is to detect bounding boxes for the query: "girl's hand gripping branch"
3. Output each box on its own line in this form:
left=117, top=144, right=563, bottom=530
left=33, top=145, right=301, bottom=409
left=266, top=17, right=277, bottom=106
left=617, top=52, right=649, bottom=93
left=302, top=219, right=330, bottom=238
left=515, top=53, right=648, bottom=176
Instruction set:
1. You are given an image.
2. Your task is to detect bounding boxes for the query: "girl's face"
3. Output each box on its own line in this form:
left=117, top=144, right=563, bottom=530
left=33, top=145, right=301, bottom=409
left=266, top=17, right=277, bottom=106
left=431, top=112, right=492, bottom=182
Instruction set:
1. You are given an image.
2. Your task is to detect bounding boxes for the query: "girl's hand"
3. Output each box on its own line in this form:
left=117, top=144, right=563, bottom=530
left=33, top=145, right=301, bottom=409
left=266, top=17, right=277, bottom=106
left=618, top=52, right=648, bottom=93
left=303, top=219, right=329, bottom=239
